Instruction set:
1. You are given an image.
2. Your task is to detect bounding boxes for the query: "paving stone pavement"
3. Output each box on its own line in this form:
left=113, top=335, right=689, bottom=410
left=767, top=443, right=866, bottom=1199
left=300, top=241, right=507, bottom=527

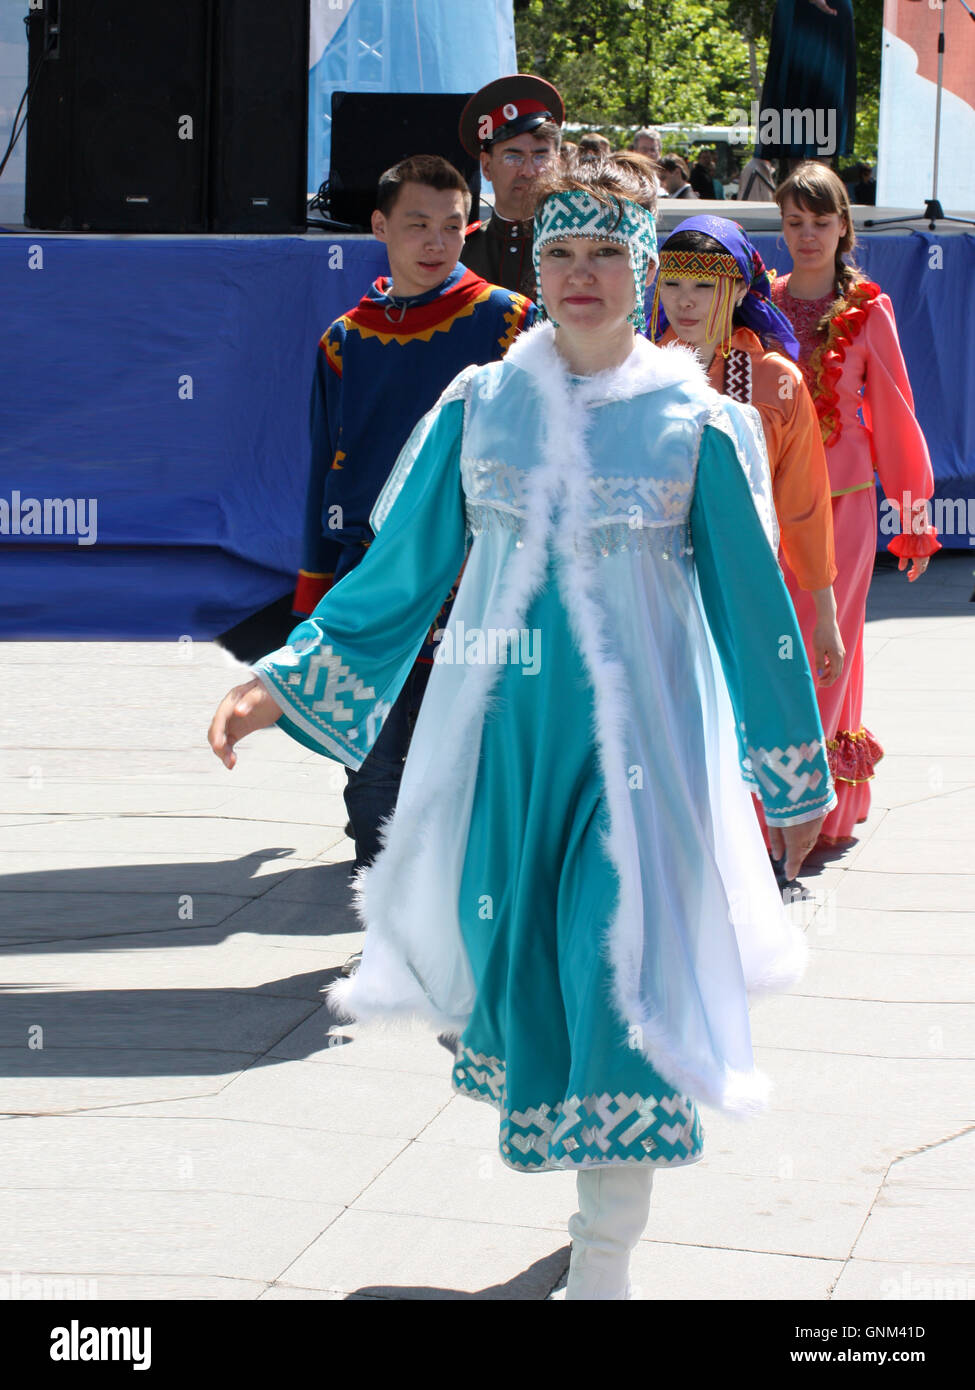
left=1, top=553, right=973, bottom=1301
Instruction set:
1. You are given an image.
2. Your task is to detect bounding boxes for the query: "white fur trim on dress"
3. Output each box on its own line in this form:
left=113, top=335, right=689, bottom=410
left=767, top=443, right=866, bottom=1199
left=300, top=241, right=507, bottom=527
left=504, top=325, right=778, bottom=1113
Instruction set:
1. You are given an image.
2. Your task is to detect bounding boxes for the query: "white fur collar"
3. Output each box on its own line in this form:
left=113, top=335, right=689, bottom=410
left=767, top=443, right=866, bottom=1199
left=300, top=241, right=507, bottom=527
left=502, top=318, right=712, bottom=406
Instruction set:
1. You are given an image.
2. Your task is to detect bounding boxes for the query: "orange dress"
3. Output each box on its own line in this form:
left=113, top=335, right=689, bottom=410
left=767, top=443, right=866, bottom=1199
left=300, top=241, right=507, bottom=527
left=661, top=324, right=836, bottom=591
left=708, top=325, right=836, bottom=592
left=661, top=323, right=837, bottom=851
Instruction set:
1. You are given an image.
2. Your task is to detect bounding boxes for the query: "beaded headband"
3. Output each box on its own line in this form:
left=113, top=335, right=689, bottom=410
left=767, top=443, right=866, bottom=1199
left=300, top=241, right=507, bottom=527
left=532, top=189, right=658, bottom=332
left=655, top=248, right=740, bottom=279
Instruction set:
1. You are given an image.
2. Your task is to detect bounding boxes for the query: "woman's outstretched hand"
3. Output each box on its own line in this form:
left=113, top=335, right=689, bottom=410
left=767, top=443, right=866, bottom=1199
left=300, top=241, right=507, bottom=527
left=769, top=815, right=826, bottom=881
left=807, top=0, right=838, bottom=15
left=898, top=555, right=930, bottom=583
left=812, top=618, right=845, bottom=688
left=208, top=677, right=282, bottom=769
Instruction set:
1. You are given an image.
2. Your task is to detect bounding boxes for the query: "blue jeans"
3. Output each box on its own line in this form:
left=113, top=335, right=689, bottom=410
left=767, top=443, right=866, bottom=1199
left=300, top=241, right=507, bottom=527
left=343, top=662, right=431, bottom=871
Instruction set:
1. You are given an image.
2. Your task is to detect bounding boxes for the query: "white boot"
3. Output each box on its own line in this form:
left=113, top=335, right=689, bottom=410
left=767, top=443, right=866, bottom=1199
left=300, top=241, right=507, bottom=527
left=564, top=1166, right=654, bottom=1300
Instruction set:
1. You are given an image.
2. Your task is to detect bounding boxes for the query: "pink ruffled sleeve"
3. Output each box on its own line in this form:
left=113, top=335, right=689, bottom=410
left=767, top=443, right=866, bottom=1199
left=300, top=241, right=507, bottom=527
left=862, top=295, right=941, bottom=558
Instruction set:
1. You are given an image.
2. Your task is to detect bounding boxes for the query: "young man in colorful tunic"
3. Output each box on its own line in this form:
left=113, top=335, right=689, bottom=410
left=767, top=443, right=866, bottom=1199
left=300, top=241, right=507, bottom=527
left=458, top=74, right=564, bottom=300
left=296, top=153, right=536, bottom=873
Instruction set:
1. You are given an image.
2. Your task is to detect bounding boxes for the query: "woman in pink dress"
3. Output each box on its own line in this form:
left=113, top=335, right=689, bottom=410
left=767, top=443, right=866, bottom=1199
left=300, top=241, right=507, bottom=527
left=772, top=162, right=940, bottom=846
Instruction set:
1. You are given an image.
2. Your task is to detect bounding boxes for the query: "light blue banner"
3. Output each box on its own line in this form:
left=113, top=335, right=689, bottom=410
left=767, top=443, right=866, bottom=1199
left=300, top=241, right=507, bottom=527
left=0, top=1, right=28, bottom=225
left=308, top=0, right=517, bottom=190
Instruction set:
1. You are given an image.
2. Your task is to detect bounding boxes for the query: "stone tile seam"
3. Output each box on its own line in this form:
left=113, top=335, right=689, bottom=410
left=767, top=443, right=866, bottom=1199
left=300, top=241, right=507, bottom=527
left=635, top=1237, right=845, bottom=1263
left=777, top=997, right=974, bottom=1006
left=0, top=1108, right=443, bottom=1137
left=829, top=1123, right=975, bottom=1297
left=807, top=948, right=975, bottom=958
left=753, top=1044, right=975, bottom=1061
left=269, top=1140, right=415, bottom=1287
left=0, top=811, right=348, bottom=831
left=0, top=1184, right=380, bottom=1203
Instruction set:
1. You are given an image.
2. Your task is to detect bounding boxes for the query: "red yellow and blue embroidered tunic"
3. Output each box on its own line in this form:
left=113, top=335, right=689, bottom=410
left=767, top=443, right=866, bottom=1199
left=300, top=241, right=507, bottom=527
left=295, top=264, right=535, bottom=618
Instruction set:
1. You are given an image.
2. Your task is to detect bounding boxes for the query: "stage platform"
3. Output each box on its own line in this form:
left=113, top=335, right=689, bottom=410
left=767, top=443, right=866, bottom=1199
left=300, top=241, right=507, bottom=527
left=2, top=216, right=973, bottom=640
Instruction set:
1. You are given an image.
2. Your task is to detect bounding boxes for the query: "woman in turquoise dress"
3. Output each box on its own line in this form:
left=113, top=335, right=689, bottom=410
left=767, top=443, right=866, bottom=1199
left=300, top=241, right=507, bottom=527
left=209, top=156, right=834, bottom=1299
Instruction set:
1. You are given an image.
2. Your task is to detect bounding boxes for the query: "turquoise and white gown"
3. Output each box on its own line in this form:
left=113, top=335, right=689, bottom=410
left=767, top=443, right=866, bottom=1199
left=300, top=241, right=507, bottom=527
left=252, top=322, right=835, bottom=1174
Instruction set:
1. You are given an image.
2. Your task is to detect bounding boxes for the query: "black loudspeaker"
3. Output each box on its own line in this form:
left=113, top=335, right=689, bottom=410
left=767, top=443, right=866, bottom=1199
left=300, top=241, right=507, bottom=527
left=208, top=0, right=309, bottom=233
left=328, top=92, right=480, bottom=231
left=24, top=0, right=310, bottom=233
left=25, top=0, right=213, bottom=232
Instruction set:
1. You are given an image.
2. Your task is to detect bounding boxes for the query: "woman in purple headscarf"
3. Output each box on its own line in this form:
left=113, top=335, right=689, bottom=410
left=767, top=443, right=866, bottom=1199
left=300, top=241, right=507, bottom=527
left=651, top=214, right=844, bottom=863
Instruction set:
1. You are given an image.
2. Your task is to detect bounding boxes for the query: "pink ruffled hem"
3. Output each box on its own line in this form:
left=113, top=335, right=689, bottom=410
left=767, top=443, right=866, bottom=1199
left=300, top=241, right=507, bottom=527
left=828, top=726, right=884, bottom=785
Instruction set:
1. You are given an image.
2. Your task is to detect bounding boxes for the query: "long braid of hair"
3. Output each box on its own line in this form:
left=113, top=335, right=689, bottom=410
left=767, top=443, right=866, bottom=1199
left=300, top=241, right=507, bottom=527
left=815, top=250, right=864, bottom=338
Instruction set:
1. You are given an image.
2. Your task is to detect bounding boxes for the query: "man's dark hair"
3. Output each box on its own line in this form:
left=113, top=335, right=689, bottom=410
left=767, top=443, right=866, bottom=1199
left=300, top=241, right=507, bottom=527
left=578, top=132, right=611, bottom=157
left=376, top=154, right=472, bottom=217
left=659, top=154, right=690, bottom=181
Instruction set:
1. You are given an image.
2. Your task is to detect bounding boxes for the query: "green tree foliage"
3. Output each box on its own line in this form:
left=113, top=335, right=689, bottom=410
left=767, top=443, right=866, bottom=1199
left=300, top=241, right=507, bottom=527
left=516, top=0, right=764, bottom=128
left=515, top=0, right=881, bottom=158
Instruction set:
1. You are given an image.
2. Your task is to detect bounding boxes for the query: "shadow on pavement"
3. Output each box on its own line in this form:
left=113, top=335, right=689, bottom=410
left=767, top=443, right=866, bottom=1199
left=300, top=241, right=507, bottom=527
left=342, top=1246, right=571, bottom=1300
left=0, top=853, right=359, bottom=952
left=0, top=965, right=358, bottom=1081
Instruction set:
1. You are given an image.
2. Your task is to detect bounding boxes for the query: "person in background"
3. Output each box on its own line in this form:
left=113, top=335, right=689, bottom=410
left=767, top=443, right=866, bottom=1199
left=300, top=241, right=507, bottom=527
left=759, top=0, right=856, bottom=163
left=651, top=215, right=843, bottom=870
left=737, top=151, right=777, bottom=201
left=842, top=161, right=876, bottom=206
left=632, top=127, right=662, bottom=163
left=295, top=153, right=536, bottom=886
left=629, top=128, right=662, bottom=195
left=772, top=161, right=939, bottom=847
left=690, top=148, right=722, bottom=199
left=578, top=132, right=612, bottom=158
left=658, top=154, right=698, bottom=199
left=724, top=154, right=743, bottom=196
left=459, top=73, right=564, bottom=299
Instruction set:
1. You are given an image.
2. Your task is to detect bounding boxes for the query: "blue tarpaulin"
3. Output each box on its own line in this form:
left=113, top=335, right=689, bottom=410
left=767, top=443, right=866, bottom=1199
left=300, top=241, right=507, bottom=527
left=1, top=234, right=382, bottom=638
left=1, top=230, right=972, bottom=639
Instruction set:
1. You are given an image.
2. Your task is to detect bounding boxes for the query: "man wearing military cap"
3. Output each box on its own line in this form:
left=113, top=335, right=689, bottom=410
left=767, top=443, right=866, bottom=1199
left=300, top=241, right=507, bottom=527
left=459, top=74, right=564, bottom=300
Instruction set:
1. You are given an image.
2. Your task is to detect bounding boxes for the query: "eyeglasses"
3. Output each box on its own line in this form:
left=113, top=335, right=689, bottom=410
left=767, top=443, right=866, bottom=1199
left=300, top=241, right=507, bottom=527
left=499, top=151, right=553, bottom=170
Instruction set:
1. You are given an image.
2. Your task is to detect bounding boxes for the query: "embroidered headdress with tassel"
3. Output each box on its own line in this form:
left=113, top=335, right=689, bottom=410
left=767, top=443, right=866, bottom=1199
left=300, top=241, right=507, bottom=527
left=533, top=188, right=658, bottom=333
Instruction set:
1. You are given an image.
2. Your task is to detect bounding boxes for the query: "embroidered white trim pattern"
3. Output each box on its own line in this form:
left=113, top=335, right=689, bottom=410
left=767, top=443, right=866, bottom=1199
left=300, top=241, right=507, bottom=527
left=258, top=638, right=391, bottom=761
left=453, top=1044, right=704, bottom=1172
left=724, top=346, right=752, bottom=404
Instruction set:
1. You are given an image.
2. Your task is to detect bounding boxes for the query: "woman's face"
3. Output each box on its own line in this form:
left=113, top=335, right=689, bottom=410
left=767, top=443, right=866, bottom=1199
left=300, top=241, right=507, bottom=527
left=539, top=236, right=636, bottom=334
left=779, top=195, right=847, bottom=275
left=657, top=276, right=745, bottom=352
